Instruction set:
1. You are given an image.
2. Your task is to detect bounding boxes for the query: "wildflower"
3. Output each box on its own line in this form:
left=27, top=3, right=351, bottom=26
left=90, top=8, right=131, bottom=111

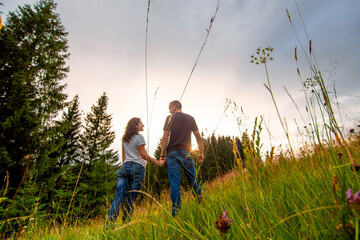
left=350, top=128, right=355, bottom=134
left=346, top=189, right=360, bottom=211
left=352, top=162, right=360, bottom=172
left=216, top=210, right=233, bottom=234
left=250, top=47, right=274, bottom=65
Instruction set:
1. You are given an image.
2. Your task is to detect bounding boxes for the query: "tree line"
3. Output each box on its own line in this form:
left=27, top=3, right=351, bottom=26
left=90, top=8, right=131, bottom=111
left=0, top=0, right=120, bottom=235
left=0, top=0, right=252, bottom=236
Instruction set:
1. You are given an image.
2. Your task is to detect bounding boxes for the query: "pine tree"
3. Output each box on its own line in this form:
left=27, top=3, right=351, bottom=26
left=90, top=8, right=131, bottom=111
left=79, top=93, right=119, bottom=217
left=0, top=1, right=69, bottom=234
left=0, top=0, right=69, bottom=192
left=50, top=95, right=83, bottom=218
left=58, top=95, right=82, bottom=167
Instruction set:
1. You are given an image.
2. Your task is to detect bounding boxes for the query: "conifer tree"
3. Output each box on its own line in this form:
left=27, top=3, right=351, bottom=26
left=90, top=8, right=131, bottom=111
left=50, top=95, right=83, bottom=217
left=0, top=0, right=69, bottom=191
left=0, top=1, right=69, bottom=233
left=58, top=95, right=82, bottom=167
left=79, top=93, right=119, bottom=216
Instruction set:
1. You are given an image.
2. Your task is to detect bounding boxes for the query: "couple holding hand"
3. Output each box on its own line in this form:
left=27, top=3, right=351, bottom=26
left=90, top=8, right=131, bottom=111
left=108, top=100, right=204, bottom=224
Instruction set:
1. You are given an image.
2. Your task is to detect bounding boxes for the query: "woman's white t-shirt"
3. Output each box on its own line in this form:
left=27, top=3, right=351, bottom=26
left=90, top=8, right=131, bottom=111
left=123, top=134, right=147, bottom=168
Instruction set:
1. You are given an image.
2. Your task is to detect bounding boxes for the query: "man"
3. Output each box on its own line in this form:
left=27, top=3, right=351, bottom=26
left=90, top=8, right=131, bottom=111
left=160, top=100, right=204, bottom=216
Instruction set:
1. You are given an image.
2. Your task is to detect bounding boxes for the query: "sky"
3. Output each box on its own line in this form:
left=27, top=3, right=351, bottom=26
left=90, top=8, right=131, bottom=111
left=2, top=0, right=360, bottom=156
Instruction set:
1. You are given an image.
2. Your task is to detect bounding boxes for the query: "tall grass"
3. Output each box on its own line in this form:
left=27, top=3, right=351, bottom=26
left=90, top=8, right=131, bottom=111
left=16, top=134, right=360, bottom=239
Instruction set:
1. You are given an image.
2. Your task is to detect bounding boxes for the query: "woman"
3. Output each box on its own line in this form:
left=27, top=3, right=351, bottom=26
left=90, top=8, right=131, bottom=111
left=108, top=117, right=164, bottom=224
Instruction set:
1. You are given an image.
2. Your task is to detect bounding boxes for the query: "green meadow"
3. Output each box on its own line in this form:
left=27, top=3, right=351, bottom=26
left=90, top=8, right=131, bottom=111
left=15, top=134, right=360, bottom=239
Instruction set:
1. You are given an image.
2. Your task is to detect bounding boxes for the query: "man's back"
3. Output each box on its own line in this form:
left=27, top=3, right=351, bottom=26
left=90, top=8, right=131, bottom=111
left=164, top=112, right=198, bottom=152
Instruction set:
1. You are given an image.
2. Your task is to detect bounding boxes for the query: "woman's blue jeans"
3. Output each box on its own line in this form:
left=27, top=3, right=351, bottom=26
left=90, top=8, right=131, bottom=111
left=166, top=150, right=201, bottom=216
left=108, top=161, right=145, bottom=223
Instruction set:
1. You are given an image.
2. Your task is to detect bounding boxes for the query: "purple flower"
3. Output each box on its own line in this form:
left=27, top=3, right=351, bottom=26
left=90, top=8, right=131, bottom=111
left=353, top=163, right=360, bottom=171
left=346, top=189, right=360, bottom=210
left=216, top=210, right=233, bottom=234
left=350, top=128, right=355, bottom=134
left=355, top=191, right=360, bottom=201
left=347, top=189, right=353, bottom=200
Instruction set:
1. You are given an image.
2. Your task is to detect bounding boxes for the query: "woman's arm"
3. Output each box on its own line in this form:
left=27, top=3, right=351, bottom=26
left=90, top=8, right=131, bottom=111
left=122, top=145, right=125, bottom=164
left=138, top=145, right=164, bottom=166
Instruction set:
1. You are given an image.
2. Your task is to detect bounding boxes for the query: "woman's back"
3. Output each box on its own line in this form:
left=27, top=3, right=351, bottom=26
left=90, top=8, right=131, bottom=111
left=123, top=134, right=147, bottom=168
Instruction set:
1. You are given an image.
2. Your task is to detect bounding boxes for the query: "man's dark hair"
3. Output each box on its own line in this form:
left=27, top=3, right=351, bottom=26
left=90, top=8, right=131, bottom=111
left=170, top=100, right=182, bottom=110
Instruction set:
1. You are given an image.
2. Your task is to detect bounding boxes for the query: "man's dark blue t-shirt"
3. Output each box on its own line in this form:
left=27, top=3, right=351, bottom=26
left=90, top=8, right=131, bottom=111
left=163, top=112, right=198, bottom=153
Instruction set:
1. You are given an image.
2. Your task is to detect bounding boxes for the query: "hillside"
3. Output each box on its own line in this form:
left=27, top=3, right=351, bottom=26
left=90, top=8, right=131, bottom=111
left=18, top=134, right=360, bottom=239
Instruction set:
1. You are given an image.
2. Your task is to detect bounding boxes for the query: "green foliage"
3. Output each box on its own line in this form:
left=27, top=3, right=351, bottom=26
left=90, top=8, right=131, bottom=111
left=76, top=92, right=119, bottom=218
left=17, top=135, right=360, bottom=239
left=0, top=0, right=70, bottom=235
left=46, top=95, right=83, bottom=221
left=0, top=0, right=69, bottom=191
left=0, top=2, right=120, bottom=235
left=58, top=95, right=83, bottom=167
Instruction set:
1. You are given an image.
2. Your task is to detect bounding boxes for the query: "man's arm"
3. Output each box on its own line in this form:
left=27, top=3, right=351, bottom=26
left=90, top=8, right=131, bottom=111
left=193, top=130, right=204, bottom=163
left=160, top=130, right=169, bottom=161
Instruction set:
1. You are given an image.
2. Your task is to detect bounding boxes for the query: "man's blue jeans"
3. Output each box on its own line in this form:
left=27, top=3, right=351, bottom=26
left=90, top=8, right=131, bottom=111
left=108, top=161, right=145, bottom=223
left=167, top=150, right=201, bottom=216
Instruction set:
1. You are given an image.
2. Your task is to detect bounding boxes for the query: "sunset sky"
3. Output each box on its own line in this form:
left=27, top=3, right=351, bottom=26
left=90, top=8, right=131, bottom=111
left=2, top=0, right=360, bottom=156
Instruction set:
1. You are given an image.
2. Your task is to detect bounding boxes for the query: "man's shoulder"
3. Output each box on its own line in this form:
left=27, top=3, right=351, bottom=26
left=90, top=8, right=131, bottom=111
left=177, top=112, right=194, bottom=119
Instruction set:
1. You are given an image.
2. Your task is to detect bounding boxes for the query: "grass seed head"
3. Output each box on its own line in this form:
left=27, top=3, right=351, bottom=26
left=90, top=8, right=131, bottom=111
left=286, top=9, right=291, bottom=23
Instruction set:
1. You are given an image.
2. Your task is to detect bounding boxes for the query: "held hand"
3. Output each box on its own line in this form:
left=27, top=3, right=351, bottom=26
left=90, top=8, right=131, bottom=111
left=158, top=159, right=165, bottom=167
left=198, top=154, right=204, bottom=164
left=160, top=156, right=167, bottom=165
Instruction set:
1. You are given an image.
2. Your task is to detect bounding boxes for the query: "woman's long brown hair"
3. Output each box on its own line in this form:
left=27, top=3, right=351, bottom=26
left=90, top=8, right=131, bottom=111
left=122, top=117, right=140, bottom=142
